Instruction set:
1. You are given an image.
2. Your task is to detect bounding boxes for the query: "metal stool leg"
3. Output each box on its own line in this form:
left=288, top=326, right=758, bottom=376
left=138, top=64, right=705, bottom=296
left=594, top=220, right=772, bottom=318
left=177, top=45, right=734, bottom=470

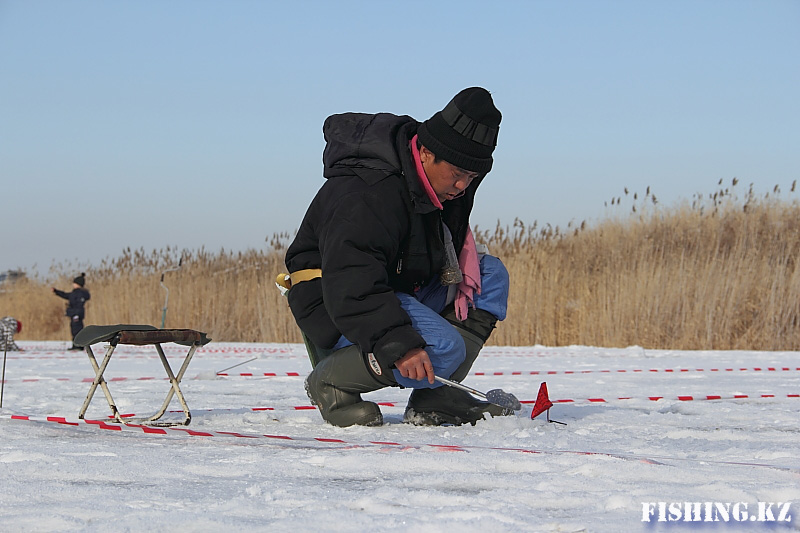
left=139, top=343, right=198, bottom=426
left=79, top=344, right=123, bottom=423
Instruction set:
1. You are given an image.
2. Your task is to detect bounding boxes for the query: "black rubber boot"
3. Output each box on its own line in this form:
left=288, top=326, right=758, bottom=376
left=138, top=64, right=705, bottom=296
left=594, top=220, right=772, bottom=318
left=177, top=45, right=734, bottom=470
left=404, top=385, right=513, bottom=426
left=404, top=306, right=513, bottom=426
left=305, top=345, right=395, bottom=428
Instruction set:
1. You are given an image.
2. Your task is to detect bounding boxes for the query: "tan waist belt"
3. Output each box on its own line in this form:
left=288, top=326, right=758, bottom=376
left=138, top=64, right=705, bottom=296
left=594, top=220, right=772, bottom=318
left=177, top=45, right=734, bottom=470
left=275, top=269, right=322, bottom=290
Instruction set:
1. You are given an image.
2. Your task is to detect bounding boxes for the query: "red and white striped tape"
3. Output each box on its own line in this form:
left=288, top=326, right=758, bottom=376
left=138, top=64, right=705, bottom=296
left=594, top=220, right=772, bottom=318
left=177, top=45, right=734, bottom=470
left=216, top=366, right=800, bottom=378
left=2, top=412, right=796, bottom=473
left=476, top=366, right=800, bottom=376
left=546, top=393, right=800, bottom=404
left=95, top=392, right=800, bottom=419
left=256, top=391, right=799, bottom=409
left=4, top=353, right=291, bottom=361
left=6, top=365, right=796, bottom=383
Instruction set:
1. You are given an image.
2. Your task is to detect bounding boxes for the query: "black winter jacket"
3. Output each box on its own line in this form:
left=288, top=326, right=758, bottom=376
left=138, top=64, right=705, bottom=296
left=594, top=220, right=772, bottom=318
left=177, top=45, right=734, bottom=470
left=285, top=113, right=484, bottom=370
left=54, top=288, right=91, bottom=319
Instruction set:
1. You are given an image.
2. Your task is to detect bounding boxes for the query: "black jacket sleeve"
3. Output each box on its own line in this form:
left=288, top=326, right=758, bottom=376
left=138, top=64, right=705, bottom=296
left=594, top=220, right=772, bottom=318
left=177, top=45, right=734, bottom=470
left=319, top=188, right=426, bottom=369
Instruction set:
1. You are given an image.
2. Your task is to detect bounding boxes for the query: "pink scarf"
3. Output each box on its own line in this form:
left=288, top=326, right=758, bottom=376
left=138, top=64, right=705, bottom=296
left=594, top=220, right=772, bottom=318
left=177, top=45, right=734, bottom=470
left=410, top=135, right=443, bottom=210
left=410, top=135, right=481, bottom=320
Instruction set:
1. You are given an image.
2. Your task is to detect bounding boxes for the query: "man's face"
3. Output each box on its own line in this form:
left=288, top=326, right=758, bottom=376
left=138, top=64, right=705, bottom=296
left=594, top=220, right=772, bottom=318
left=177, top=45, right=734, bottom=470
left=419, top=145, right=479, bottom=203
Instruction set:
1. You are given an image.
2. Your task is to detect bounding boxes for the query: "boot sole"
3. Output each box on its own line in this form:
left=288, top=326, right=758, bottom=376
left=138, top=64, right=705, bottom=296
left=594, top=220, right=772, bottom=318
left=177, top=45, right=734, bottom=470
left=404, top=408, right=477, bottom=427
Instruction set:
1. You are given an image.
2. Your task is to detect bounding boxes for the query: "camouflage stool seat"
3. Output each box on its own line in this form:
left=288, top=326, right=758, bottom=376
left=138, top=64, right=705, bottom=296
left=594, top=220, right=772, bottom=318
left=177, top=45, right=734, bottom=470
left=73, top=324, right=211, bottom=426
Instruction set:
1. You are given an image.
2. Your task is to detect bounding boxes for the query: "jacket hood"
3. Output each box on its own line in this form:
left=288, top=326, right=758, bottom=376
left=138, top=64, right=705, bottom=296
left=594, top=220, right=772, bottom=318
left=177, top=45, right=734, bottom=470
left=321, top=111, right=485, bottom=246
left=322, top=113, right=416, bottom=182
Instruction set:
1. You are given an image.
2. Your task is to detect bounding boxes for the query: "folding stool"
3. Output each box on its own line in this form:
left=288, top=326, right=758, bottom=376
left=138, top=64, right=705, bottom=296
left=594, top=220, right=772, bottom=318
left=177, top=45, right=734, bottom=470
left=73, top=324, right=211, bottom=426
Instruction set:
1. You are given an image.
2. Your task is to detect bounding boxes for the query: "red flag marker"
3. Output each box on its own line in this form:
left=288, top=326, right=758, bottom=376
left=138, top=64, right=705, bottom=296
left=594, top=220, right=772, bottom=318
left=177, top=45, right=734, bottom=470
left=531, top=382, right=554, bottom=419
left=530, top=382, right=566, bottom=424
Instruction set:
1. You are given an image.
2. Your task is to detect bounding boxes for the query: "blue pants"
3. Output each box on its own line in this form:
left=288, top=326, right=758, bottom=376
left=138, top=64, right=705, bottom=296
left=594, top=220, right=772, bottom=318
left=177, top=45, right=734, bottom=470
left=333, top=255, right=509, bottom=389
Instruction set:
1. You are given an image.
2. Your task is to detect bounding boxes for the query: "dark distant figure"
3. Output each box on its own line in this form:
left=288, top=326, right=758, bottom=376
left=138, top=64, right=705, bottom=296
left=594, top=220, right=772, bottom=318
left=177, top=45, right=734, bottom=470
left=52, top=273, right=91, bottom=350
left=0, top=316, right=22, bottom=351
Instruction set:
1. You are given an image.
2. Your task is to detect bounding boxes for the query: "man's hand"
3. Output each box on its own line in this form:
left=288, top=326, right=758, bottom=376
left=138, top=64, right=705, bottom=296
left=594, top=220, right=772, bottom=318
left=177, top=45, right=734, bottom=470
left=394, top=347, right=435, bottom=384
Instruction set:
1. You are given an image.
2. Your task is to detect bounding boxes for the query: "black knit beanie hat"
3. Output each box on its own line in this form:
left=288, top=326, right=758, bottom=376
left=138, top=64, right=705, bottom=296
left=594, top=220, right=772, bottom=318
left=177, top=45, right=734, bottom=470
left=417, top=87, right=501, bottom=174
left=73, top=273, right=85, bottom=287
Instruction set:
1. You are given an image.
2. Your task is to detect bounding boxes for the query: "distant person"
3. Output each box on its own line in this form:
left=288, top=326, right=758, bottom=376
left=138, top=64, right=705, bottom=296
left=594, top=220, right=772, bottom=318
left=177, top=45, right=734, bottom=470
left=0, top=316, right=22, bottom=351
left=52, top=273, right=91, bottom=350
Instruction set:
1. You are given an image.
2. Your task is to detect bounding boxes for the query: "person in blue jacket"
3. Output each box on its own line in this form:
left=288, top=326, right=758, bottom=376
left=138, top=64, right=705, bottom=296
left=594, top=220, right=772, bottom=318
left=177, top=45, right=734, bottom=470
left=52, top=273, right=91, bottom=350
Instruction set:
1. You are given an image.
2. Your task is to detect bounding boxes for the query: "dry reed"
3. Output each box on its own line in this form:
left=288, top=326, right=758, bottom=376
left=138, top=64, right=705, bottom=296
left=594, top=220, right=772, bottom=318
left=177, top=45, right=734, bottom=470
left=3, top=181, right=799, bottom=350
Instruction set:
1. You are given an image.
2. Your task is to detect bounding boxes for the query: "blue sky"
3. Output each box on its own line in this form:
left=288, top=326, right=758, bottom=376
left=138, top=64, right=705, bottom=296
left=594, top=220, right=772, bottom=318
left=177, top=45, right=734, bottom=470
left=1, top=1, right=798, bottom=275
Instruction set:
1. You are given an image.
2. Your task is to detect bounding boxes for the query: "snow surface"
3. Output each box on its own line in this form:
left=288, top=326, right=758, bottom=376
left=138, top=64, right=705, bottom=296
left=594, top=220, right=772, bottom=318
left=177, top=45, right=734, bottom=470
left=1, top=341, right=798, bottom=532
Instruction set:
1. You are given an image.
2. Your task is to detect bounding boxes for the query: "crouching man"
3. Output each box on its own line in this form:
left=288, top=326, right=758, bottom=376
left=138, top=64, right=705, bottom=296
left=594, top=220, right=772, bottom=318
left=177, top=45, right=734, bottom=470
left=284, top=87, right=511, bottom=427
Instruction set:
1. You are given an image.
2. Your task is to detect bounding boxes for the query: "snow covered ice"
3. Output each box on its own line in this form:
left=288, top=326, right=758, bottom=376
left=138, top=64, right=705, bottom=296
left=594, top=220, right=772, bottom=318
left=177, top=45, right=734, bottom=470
left=1, top=341, right=798, bottom=532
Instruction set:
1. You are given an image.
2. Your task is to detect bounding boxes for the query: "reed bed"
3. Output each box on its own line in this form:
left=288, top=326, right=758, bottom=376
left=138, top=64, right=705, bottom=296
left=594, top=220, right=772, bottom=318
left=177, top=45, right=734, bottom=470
left=3, top=181, right=799, bottom=350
